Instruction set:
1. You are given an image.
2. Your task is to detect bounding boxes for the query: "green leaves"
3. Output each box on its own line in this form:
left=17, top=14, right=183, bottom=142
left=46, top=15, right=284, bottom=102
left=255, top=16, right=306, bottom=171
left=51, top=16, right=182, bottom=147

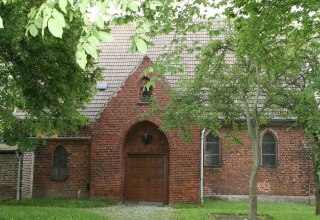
left=68, top=0, right=74, bottom=6
left=19, top=0, right=155, bottom=69
left=76, top=50, right=87, bottom=70
left=48, top=17, right=63, bottom=38
left=52, top=9, right=66, bottom=28
left=149, top=1, right=163, bottom=10
left=128, top=1, right=138, bottom=12
left=117, top=0, right=139, bottom=12
left=96, top=15, right=104, bottom=29
left=29, top=24, right=38, bottom=37
left=98, top=31, right=113, bottom=42
left=83, top=43, right=98, bottom=59
left=0, top=0, right=220, bottom=71
left=3, top=0, right=215, bottom=71
left=136, top=38, right=147, bottom=53
left=88, top=35, right=99, bottom=47
left=46, top=9, right=65, bottom=38
left=0, top=16, right=3, bottom=28
left=26, top=4, right=66, bottom=39
left=129, top=18, right=153, bottom=54
left=0, top=1, right=101, bottom=148
left=59, top=0, right=68, bottom=14
left=75, top=30, right=112, bottom=69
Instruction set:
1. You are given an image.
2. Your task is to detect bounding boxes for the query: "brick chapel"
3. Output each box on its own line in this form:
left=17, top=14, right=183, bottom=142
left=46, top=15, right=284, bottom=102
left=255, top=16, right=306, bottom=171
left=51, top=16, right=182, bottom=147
left=0, top=25, right=314, bottom=203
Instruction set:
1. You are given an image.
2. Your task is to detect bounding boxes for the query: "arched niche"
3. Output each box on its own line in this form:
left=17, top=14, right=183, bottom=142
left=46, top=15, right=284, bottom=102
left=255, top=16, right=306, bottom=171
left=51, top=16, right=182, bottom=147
left=124, top=121, right=169, bottom=154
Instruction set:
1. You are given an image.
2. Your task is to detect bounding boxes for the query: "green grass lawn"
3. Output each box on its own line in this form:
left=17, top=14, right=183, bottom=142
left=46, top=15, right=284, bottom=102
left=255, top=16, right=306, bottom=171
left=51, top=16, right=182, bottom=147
left=173, top=200, right=320, bottom=220
left=1, top=198, right=320, bottom=220
left=0, top=205, right=107, bottom=220
left=0, top=198, right=114, bottom=220
left=1, top=197, right=114, bottom=208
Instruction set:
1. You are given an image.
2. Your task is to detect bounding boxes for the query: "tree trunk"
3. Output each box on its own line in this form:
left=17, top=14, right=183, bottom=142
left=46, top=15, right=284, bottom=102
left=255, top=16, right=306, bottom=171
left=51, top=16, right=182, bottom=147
left=243, top=63, right=261, bottom=220
left=243, top=115, right=260, bottom=220
left=315, top=159, right=320, bottom=214
left=248, top=132, right=261, bottom=220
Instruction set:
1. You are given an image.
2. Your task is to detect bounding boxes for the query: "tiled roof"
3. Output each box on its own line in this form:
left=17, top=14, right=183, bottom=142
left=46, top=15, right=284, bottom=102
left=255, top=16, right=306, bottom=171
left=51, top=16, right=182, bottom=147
left=82, top=24, right=221, bottom=120
left=14, top=22, right=294, bottom=122
left=15, top=21, right=231, bottom=121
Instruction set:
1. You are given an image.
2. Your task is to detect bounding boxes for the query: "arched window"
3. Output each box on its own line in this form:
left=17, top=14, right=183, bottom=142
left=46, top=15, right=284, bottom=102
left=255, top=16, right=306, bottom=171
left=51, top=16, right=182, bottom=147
left=52, top=146, right=68, bottom=180
left=204, top=133, right=221, bottom=167
left=262, top=132, right=277, bottom=168
left=140, top=77, right=152, bottom=103
left=141, top=87, right=152, bottom=102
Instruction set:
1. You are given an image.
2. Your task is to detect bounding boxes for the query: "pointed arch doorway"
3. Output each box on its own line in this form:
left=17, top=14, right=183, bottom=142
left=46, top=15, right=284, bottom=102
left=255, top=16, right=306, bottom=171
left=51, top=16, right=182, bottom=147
left=124, top=121, right=169, bottom=203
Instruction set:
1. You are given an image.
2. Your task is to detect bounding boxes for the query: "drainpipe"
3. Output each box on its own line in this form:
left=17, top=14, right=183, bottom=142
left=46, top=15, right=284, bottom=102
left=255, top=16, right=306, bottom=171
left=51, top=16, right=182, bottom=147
left=200, top=129, right=206, bottom=204
left=15, top=150, right=21, bottom=201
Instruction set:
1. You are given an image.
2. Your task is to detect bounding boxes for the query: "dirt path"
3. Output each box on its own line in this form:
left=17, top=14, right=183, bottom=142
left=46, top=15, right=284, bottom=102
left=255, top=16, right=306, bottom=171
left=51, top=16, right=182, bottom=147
left=91, top=204, right=179, bottom=220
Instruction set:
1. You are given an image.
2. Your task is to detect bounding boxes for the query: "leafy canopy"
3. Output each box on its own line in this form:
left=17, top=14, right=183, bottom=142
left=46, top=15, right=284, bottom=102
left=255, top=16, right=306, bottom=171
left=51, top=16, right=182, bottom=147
left=0, top=0, right=219, bottom=69
left=0, top=1, right=101, bottom=150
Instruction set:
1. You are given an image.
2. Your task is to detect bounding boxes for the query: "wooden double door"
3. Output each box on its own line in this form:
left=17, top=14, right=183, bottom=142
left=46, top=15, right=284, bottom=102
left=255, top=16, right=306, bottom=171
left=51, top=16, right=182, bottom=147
left=125, top=154, right=167, bottom=203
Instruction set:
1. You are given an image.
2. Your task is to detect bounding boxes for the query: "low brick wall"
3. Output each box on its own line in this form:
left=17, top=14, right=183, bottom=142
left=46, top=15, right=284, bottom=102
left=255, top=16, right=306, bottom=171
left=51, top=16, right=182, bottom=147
left=0, top=153, right=18, bottom=201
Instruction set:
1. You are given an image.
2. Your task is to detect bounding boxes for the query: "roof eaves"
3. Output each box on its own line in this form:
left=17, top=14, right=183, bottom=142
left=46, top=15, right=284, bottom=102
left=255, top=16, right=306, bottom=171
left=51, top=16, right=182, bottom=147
left=0, top=143, right=18, bottom=153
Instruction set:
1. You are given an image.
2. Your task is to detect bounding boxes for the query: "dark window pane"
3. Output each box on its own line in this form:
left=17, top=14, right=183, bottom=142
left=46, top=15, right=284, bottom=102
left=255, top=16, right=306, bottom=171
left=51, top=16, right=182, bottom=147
left=206, top=143, right=219, bottom=154
left=53, top=146, right=68, bottom=180
left=61, top=159, right=67, bottom=168
left=205, top=155, right=220, bottom=167
left=262, top=143, right=276, bottom=154
left=206, top=133, right=219, bottom=143
left=53, top=167, right=59, bottom=178
left=262, top=133, right=275, bottom=143
left=53, top=157, right=60, bottom=164
left=141, top=88, right=151, bottom=102
left=262, top=155, right=276, bottom=168
left=205, top=132, right=221, bottom=167
left=262, top=132, right=277, bottom=168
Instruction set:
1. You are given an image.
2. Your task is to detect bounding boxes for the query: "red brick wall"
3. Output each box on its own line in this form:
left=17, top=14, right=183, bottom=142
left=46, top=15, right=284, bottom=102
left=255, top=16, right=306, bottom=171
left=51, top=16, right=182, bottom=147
left=168, top=127, right=200, bottom=203
left=32, top=140, right=90, bottom=198
left=0, top=153, right=17, bottom=201
left=90, top=56, right=201, bottom=203
left=204, top=126, right=314, bottom=197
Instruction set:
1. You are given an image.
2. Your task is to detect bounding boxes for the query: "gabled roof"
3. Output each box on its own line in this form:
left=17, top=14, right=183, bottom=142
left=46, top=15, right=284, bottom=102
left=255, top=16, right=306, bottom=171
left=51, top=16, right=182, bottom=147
left=15, top=22, right=228, bottom=121
left=80, top=24, right=218, bottom=120
left=13, top=22, right=302, bottom=125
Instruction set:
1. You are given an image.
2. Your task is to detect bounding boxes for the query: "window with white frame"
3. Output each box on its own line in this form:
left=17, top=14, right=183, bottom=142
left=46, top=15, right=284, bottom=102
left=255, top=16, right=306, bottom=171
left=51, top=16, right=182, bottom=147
left=204, top=133, right=221, bottom=167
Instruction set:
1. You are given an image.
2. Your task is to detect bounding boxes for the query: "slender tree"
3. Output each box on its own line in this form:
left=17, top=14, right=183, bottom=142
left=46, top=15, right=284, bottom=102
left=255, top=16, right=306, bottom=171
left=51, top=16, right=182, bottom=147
left=223, top=1, right=320, bottom=216
left=154, top=21, right=319, bottom=219
left=294, top=76, right=320, bottom=213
